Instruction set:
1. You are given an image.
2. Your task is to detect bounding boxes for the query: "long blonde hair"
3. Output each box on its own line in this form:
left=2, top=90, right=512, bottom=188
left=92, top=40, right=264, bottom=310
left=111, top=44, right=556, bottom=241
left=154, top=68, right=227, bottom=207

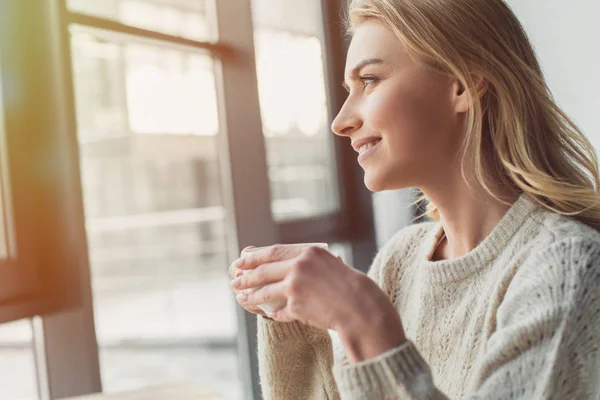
left=348, top=0, right=600, bottom=231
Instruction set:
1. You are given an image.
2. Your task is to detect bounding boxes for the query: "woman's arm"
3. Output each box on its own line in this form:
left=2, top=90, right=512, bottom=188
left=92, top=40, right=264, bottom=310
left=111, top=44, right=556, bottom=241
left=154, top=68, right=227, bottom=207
left=257, top=317, right=340, bottom=400
left=255, top=228, right=407, bottom=399
left=332, top=237, right=600, bottom=399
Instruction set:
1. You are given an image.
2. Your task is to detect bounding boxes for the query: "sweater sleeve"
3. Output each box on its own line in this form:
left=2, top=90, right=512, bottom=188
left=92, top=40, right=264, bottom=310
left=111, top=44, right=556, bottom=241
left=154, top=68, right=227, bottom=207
left=332, top=237, right=600, bottom=399
left=257, top=317, right=340, bottom=400
left=257, top=230, right=404, bottom=399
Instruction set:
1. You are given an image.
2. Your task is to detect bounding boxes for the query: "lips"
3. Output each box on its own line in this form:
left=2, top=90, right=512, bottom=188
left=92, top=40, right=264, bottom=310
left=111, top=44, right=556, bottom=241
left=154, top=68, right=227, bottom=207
left=357, top=139, right=382, bottom=163
left=358, top=139, right=382, bottom=155
left=351, top=136, right=382, bottom=153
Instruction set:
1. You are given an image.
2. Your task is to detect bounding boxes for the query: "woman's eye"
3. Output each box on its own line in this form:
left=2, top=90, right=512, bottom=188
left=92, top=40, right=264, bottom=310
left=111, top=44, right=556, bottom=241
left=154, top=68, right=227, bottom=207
left=359, top=76, right=379, bottom=90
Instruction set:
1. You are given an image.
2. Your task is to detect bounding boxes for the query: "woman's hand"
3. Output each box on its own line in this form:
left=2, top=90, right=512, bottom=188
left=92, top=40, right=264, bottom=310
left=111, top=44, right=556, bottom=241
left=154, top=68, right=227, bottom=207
left=228, top=244, right=401, bottom=338
left=228, top=246, right=269, bottom=319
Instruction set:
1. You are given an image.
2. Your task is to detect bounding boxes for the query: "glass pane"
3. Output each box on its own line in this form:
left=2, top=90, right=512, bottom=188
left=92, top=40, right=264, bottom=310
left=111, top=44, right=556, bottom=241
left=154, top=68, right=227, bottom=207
left=70, top=26, right=242, bottom=400
left=67, top=0, right=214, bottom=42
left=252, top=0, right=341, bottom=221
left=328, top=242, right=353, bottom=266
left=0, top=319, right=39, bottom=399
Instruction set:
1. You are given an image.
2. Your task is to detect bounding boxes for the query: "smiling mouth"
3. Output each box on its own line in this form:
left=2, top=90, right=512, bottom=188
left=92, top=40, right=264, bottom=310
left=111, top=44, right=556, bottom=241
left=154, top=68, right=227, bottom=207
left=358, top=139, right=382, bottom=155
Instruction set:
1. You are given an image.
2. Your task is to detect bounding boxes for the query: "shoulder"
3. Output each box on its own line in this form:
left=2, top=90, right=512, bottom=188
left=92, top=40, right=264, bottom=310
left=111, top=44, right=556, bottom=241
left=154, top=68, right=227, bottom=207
left=520, top=207, right=600, bottom=261
left=499, top=209, right=600, bottom=324
left=530, top=206, right=600, bottom=243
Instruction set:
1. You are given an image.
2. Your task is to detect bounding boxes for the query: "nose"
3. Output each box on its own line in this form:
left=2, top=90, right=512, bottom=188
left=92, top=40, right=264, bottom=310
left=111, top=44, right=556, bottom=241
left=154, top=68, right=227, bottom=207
left=331, top=100, right=362, bottom=137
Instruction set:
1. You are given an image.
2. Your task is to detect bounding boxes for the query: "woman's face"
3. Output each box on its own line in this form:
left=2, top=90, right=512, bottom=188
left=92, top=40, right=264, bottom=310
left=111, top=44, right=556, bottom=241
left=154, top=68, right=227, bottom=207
left=331, top=22, right=467, bottom=192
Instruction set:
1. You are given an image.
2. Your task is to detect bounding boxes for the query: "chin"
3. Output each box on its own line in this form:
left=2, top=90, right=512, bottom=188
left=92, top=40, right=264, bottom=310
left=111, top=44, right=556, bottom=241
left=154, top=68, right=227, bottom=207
left=363, top=173, right=388, bottom=192
left=363, top=169, right=411, bottom=192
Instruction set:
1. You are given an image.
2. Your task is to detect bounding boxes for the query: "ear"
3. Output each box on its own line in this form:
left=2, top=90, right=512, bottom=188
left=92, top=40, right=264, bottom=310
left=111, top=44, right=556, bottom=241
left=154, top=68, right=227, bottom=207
left=452, top=73, right=488, bottom=114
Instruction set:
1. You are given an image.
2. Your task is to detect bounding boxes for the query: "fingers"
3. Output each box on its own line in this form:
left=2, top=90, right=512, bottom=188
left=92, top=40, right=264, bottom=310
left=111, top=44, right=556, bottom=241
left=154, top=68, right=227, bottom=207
left=230, top=260, right=288, bottom=291
left=237, top=280, right=286, bottom=308
left=228, top=246, right=257, bottom=278
left=229, top=260, right=240, bottom=279
left=230, top=244, right=327, bottom=322
left=229, top=258, right=249, bottom=279
left=236, top=244, right=323, bottom=271
left=231, top=286, right=267, bottom=317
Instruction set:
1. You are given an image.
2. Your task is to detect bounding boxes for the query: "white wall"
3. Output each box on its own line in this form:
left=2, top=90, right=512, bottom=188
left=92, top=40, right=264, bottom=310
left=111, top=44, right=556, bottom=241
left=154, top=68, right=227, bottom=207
left=506, top=0, right=600, bottom=150
left=372, top=189, right=415, bottom=248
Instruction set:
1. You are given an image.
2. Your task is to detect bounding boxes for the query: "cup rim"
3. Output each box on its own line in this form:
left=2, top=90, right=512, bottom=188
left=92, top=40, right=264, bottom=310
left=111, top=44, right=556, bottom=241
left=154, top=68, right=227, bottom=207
left=241, top=242, right=328, bottom=256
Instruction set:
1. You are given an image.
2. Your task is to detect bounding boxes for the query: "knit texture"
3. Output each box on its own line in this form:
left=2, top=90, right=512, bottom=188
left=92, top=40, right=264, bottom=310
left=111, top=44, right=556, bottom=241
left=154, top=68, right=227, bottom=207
left=257, top=194, right=600, bottom=399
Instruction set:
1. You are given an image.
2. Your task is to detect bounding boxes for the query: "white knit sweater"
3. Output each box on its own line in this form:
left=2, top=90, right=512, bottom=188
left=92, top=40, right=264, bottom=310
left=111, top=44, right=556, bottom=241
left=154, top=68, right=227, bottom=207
left=257, top=194, right=600, bottom=399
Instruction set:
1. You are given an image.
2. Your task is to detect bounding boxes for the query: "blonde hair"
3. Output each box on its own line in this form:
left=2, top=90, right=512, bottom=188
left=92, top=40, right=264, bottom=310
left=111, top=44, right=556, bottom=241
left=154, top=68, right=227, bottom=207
left=348, top=0, right=600, bottom=231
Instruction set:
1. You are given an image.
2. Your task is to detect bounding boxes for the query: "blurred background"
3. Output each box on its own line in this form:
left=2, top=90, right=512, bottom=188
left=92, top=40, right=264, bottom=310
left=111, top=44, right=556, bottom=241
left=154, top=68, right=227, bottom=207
left=0, top=1, right=597, bottom=399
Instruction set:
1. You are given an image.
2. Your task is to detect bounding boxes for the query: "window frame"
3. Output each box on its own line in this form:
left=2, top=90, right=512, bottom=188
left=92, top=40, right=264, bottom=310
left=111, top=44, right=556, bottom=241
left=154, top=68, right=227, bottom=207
left=0, top=0, right=89, bottom=322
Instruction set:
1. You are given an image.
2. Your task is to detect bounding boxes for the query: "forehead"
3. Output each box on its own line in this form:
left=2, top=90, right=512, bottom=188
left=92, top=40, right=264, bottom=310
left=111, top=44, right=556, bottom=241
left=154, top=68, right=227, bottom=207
left=346, top=22, right=406, bottom=72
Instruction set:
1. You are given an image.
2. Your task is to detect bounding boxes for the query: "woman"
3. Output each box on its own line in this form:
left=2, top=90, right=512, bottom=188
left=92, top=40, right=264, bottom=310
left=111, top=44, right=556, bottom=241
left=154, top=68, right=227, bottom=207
left=228, top=0, right=600, bottom=398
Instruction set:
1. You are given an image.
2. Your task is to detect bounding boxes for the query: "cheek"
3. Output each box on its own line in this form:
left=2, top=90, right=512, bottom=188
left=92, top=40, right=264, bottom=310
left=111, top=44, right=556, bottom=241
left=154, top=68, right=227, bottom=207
left=367, top=79, right=456, bottom=160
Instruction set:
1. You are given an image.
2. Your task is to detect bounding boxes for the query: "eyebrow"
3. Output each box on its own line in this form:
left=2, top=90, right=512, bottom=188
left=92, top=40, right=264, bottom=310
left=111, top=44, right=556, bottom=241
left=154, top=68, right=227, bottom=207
left=342, top=58, right=385, bottom=92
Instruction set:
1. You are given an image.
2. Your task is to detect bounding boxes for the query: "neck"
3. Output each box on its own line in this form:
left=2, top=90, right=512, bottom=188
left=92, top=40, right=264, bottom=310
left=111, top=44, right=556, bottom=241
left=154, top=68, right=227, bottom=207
left=422, top=184, right=519, bottom=261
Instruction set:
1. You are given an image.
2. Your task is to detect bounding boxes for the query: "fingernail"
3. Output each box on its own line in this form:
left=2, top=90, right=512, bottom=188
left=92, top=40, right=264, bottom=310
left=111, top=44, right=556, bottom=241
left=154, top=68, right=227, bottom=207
left=230, top=277, right=241, bottom=289
left=235, top=269, right=243, bottom=278
left=232, top=258, right=246, bottom=269
left=236, top=293, right=247, bottom=303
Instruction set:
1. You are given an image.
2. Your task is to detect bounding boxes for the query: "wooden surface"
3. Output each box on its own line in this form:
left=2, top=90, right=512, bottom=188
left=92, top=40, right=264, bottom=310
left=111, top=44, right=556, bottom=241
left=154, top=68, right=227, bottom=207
left=62, top=383, right=227, bottom=400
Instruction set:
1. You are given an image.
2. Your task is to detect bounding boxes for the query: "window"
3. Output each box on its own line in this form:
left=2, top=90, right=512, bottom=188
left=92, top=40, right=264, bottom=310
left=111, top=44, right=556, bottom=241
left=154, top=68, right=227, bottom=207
left=69, top=14, right=242, bottom=400
left=67, top=0, right=214, bottom=41
left=0, top=30, right=41, bottom=306
left=0, top=0, right=85, bottom=320
left=0, top=0, right=376, bottom=398
left=252, top=0, right=340, bottom=221
left=0, top=319, right=38, bottom=400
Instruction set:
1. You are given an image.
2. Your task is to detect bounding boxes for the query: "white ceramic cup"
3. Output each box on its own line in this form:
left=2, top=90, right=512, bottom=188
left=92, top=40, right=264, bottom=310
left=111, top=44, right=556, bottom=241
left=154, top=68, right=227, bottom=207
left=240, top=243, right=329, bottom=314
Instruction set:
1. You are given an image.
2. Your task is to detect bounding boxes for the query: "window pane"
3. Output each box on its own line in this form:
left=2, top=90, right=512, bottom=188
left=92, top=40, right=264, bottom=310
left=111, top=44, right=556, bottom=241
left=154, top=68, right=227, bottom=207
left=67, top=0, right=214, bottom=42
left=328, top=242, right=353, bottom=267
left=70, top=26, right=242, bottom=400
left=252, top=0, right=341, bottom=221
left=0, top=319, right=39, bottom=399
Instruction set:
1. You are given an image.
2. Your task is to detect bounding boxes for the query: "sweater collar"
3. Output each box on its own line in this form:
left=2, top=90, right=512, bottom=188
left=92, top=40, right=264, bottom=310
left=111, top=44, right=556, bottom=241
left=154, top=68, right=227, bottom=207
left=421, top=193, right=538, bottom=284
